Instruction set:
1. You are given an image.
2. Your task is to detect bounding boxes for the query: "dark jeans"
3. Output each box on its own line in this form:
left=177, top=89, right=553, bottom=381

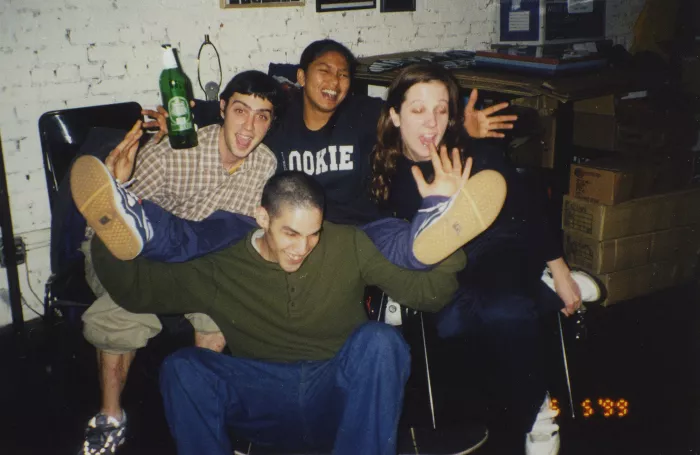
left=159, top=322, right=411, bottom=455
left=139, top=197, right=449, bottom=269
left=435, top=287, right=547, bottom=437
left=432, top=242, right=563, bottom=440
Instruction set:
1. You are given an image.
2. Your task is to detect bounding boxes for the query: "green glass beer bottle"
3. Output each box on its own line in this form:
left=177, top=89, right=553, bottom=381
left=159, top=45, right=198, bottom=149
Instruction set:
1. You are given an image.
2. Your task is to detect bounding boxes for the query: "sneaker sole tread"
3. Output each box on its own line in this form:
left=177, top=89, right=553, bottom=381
left=413, top=170, right=507, bottom=265
left=70, top=156, right=142, bottom=261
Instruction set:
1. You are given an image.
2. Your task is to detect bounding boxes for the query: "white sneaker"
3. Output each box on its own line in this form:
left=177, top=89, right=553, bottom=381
left=525, top=393, right=560, bottom=455
left=541, top=267, right=602, bottom=303
left=383, top=296, right=403, bottom=326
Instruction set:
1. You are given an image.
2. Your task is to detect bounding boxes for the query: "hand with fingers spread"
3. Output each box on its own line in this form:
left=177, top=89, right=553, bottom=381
left=464, top=88, right=518, bottom=139
left=141, top=100, right=196, bottom=144
left=411, top=143, right=473, bottom=199
left=105, top=120, right=143, bottom=183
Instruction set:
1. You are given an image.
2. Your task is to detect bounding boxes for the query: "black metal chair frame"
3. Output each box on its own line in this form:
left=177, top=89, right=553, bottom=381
left=39, top=102, right=144, bottom=321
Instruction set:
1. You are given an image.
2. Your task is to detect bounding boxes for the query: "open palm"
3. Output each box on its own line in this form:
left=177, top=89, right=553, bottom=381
left=464, top=88, right=518, bottom=139
left=412, top=144, right=473, bottom=199
left=105, top=120, right=143, bottom=183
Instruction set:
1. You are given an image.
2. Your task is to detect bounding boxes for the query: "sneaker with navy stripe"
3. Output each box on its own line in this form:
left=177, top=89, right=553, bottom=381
left=412, top=169, right=507, bottom=265
left=79, top=412, right=127, bottom=455
left=70, top=155, right=153, bottom=261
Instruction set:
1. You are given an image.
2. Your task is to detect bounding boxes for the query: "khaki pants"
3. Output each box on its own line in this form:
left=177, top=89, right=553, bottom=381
left=81, top=239, right=220, bottom=354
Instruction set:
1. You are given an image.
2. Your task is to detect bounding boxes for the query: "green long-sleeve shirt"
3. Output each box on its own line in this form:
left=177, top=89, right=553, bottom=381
left=92, top=221, right=466, bottom=362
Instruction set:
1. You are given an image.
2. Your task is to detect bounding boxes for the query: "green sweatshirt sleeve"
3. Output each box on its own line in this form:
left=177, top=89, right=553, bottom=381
left=355, top=229, right=466, bottom=312
left=91, top=236, right=218, bottom=315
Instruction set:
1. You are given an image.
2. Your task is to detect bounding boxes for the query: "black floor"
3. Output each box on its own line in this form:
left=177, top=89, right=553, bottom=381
left=1, top=282, right=700, bottom=455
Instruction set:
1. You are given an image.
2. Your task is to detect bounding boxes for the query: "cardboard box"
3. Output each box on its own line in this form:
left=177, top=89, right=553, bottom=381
left=564, top=225, right=700, bottom=274
left=508, top=97, right=558, bottom=169
left=572, top=94, right=699, bottom=153
left=572, top=96, right=617, bottom=152
left=562, top=187, right=700, bottom=241
left=597, top=256, right=698, bottom=306
left=573, top=95, right=667, bottom=152
left=569, top=154, right=696, bottom=205
left=569, top=160, right=635, bottom=205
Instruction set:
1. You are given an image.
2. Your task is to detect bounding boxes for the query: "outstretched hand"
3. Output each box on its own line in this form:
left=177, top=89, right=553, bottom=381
left=412, top=144, right=473, bottom=199
left=105, top=120, right=142, bottom=183
left=464, top=88, right=518, bottom=139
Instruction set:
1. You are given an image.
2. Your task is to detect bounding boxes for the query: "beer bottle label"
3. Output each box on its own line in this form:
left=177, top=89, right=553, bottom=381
left=168, top=96, right=193, bottom=132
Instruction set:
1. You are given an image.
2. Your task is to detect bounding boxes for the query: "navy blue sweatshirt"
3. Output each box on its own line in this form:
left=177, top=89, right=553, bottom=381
left=263, top=92, right=385, bottom=225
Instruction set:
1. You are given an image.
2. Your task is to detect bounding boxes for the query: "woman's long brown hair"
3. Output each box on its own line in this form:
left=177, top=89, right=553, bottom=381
left=370, top=63, right=467, bottom=203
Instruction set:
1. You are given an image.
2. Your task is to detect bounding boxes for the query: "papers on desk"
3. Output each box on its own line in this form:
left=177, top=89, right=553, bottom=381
left=367, top=85, right=388, bottom=100
left=568, top=0, right=594, bottom=14
left=367, top=50, right=475, bottom=74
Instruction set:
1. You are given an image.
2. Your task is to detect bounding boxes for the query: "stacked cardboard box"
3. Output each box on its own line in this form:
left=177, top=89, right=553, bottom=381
left=562, top=177, right=700, bottom=305
left=566, top=90, right=700, bottom=304
left=573, top=95, right=661, bottom=153
left=568, top=157, right=697, bottom=206
left=573, top=94, right=696, bottom=153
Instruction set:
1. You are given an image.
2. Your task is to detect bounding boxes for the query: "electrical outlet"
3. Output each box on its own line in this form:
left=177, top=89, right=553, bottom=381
left=0, top=236, right=25, bottom=267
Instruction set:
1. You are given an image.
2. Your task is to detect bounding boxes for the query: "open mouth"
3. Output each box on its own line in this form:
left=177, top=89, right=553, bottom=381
left=285, top=252, right=304, bottom=264
left=321, top=89, right=338, bottom=102
left=235, top=133, right=253, bottom=150
left=419, top=134, right=437, bottom=147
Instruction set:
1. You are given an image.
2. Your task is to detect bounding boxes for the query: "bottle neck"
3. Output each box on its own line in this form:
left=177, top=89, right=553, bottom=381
left=162, top=48, right=178, bottom=69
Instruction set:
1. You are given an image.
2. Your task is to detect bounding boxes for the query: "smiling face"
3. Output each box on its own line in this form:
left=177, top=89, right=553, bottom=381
left=389, top=81, right=450, bottom=162
left=219, top=93, right=274, bottom=165
left=297, top=51, right=351, bottom=116
left=255, top=203, right=323, bottom=273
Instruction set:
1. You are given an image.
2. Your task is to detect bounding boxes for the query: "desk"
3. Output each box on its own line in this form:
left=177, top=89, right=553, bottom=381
left=353, top=51, right=668, bottom=197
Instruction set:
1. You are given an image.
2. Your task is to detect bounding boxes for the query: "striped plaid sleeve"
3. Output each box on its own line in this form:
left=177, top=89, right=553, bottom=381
left=129, top=135, right=168, bottom=201
left=249, top=145, right=277, bottom=210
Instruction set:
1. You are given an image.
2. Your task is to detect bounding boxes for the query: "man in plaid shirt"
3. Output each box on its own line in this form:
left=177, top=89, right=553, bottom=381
left=77, top=70, right=285, bottom=455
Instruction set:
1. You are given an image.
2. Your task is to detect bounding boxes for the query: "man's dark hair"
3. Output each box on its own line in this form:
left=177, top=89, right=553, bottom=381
left=299, top=39, right=357, bottom=79
left=261, top=171, right=325, bottom=219
left=219, top=70, right=285, bottom=121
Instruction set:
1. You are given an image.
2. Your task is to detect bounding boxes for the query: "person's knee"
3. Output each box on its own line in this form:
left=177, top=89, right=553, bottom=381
left=351, top=322, right=410, bottom=367
left=160, top=347, right=202, bottom=387
left=194, top=331, right=226, bottom=352
left=83, top=318, right=159, bottom=353
left=479, top=295, right=538, bottom=331
left=82, top=295, right=162, bottom=352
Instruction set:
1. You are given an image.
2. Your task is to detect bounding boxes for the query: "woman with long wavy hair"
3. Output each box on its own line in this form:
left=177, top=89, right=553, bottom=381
left=371, top=64, right=468, bottom=204
left=368, top=63, right=583, bottom=454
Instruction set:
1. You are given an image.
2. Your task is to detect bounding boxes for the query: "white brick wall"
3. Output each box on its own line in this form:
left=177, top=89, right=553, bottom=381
left=0, top=0, right=644, bottom=326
